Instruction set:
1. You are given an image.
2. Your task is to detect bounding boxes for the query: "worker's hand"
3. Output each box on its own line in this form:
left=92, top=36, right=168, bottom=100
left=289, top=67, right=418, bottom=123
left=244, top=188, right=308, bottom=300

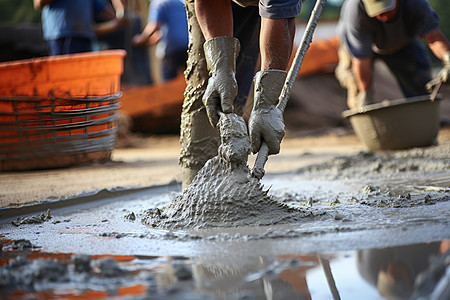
left=203, top=67, right=238, bottom=127
left=203, top=37, right=240, bottom=127
left=132, top=34, right=146, bottom=46
left=356, top=90, right=374, bottom=108
left=249, top=106, right=285, bottom=155
left=249, top=69, right=287, bottom=155
left=438, top=51, right=450, bottom=83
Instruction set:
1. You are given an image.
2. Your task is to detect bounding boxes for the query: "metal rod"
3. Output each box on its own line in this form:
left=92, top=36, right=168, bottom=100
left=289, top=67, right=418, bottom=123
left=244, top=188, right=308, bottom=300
left=318, top=255, right=341, bottom=300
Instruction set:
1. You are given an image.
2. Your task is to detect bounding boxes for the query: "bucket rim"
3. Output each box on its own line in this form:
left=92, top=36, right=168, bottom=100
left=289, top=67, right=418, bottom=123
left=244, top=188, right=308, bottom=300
left=0, top=50, right=127, bottom=68
left=341, top=93, right=444, bottom=118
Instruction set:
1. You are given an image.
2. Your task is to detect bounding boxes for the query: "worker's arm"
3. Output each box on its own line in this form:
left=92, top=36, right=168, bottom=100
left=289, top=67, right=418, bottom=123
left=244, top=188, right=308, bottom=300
left=248, top=17, right=295, bottom=155
left=111, top=0, right=126, bottom=19
left=195, top=0, right=233, bottom=40
left=352, top=57, right=372, bottom=92
left=132, top=21, right=162, bottom=46
left=425, top=28, right=450, bottom=60
left=260, top=17, right=295, bottom=71
left=94, top=2, right=127, bottom=36
left=425, top=28, right=450, bottom=83
left=352, top=57, right=374, bottom=106
left=194, top=0, right=238, bottom=126
left=33, top=0, right=53, bottom=10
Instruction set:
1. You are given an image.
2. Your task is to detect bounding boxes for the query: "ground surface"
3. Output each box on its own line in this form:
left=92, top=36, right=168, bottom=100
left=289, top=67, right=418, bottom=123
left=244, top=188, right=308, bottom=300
left=0, top=130, right=366, bottom=207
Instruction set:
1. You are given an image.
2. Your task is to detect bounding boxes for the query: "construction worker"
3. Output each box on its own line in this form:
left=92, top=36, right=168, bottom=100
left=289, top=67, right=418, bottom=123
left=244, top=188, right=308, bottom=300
left=133, top=0, right=188, bottom=81
left=335, top=0, right=450, bottom=109
left=34, top=0, right=119, bottom=56
left=179, top=0, right=302, bottom=188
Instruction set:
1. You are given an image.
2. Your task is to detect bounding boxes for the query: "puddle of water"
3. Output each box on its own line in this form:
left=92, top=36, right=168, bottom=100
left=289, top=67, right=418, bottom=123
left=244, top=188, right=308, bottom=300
left=1, top=239, right=448, bottom=299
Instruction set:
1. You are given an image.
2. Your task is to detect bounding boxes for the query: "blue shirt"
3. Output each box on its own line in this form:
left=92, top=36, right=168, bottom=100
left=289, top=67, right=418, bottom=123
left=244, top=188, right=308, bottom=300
left=148, top=0, right=188, bottom=57
left=42, top=0, right=107, bottom=41
left=338, top=0, right=440, bottom=58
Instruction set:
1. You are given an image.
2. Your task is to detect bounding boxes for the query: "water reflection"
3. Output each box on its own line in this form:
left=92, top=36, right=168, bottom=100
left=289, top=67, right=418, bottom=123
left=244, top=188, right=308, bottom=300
left=0, top=239, right=448, bottom=299
left=357, top=241, right=450, bottom=300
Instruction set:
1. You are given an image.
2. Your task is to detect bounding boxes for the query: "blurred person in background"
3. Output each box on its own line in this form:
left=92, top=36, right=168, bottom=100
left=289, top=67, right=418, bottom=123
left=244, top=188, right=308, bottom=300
left=33, top=0, right=120, bottom=55
left=96, top=0, right=154, bottom=85
left=335, top=0, right=450, bottom=109
left=132, top=0, right=188, bottom=81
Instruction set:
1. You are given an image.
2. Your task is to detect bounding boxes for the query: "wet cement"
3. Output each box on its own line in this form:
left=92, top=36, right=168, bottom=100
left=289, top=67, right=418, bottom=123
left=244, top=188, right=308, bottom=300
left=1, top=151, right=448, bottom=256
left=143, top=113, right=316, bottom=229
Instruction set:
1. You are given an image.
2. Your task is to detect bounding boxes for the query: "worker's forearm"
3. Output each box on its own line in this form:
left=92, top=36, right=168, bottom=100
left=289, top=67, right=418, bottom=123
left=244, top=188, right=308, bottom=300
left=33, top=0, right=54, bottom=10
left=111, top=0, right=125, bottom=18
left=132, top=22, right=160, bottom=46
left=195, top=0, right=232, bottom=40
left=142, top=22, right=159, bottom=39
left=95, top=20, right=120, bottom=36
left=425, top=29, right=450, bottom=61
left=260, top=17, right=295, bottom=71
left=352, top=57, right=372, bottom=92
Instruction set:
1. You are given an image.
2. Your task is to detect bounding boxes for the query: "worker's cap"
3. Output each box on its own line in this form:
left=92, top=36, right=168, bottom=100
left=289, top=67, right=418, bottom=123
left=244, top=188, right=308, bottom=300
left=362, top=0, right=396, bottom=17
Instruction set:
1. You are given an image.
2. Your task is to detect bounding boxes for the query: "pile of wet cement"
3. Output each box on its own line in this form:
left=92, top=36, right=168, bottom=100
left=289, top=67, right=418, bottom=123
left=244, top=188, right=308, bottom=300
left=142, top=156, right=314, bottom=229
left=142, top=114, right=314, bottom=229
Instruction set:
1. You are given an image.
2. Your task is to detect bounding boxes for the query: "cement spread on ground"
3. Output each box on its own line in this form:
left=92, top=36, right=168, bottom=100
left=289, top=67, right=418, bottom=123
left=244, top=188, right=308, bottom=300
left=142, top=113, right=313, bottom=229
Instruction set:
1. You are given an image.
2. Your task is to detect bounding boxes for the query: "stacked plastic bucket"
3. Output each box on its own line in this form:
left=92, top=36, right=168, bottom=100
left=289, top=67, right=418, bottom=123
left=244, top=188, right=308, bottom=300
left=0, top=50, right=126, bottom=171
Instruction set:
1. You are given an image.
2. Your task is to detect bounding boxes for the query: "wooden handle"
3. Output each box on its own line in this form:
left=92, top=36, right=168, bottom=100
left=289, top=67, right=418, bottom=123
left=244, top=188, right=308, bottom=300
left=251, top=141, right=269, bottom=179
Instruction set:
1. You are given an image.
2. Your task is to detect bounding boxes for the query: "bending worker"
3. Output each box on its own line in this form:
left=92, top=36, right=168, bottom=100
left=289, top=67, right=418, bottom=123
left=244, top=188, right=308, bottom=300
left=335, top=0, right=450, bottom=109
left=179, top=0, right=303, bottom=188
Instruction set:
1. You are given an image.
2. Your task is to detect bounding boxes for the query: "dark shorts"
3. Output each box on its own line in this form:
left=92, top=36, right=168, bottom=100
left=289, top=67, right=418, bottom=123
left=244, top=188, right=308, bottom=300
left=259, top=0, right=302, bottom=19
left=232, top=0, right=302, bottom=19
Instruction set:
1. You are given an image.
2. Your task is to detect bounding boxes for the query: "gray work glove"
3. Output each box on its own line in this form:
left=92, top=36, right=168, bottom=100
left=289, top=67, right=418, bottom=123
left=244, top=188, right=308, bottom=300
left=438, top=51, right=450, bottom=83
left=249, top=69, right=287, bottom=155
left=356, top=89, right=375, bottom=108
left=203, top=36, right=240, bottom=127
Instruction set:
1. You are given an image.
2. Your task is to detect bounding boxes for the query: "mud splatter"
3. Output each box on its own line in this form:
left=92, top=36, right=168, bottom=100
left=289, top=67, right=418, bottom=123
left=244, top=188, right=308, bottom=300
left=12, top=209, right=52, bottom=226
left=143, top=113, right=315, bottom=229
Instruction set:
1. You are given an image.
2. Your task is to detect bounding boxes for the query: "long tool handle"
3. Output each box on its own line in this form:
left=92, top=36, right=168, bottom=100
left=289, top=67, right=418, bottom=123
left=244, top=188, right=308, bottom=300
left=318, top=255, right=341, bottom=300
left=252, top=0, right=328, bottom=179
left=426, top=76, right=443, bottom=102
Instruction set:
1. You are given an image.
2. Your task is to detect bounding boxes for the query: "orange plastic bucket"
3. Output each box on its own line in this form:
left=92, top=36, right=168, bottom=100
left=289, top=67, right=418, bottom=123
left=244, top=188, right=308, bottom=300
left=0, top=50, right=126, bottom=171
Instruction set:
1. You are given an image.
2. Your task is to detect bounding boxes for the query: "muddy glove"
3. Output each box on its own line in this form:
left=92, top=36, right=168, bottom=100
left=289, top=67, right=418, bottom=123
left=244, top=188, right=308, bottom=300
left=438, top=51, right=450, bottom=83
left=356, top=89, right=374, bottom=108
left=203, top=36, right=240, bottom=127
left=249, top=69, right=287, bottom=155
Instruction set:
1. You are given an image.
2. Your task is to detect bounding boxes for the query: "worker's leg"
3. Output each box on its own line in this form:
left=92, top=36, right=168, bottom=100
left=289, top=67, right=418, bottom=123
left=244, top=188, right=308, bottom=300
left=179, top=1, right=260, bottom=189
left=179, top=0, right=218, bottom=189
left=335, top=42, right=359, bottom=109
left=379, top=39, right=432, bottom=98
left=232, top=3, right=260, bottom=116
